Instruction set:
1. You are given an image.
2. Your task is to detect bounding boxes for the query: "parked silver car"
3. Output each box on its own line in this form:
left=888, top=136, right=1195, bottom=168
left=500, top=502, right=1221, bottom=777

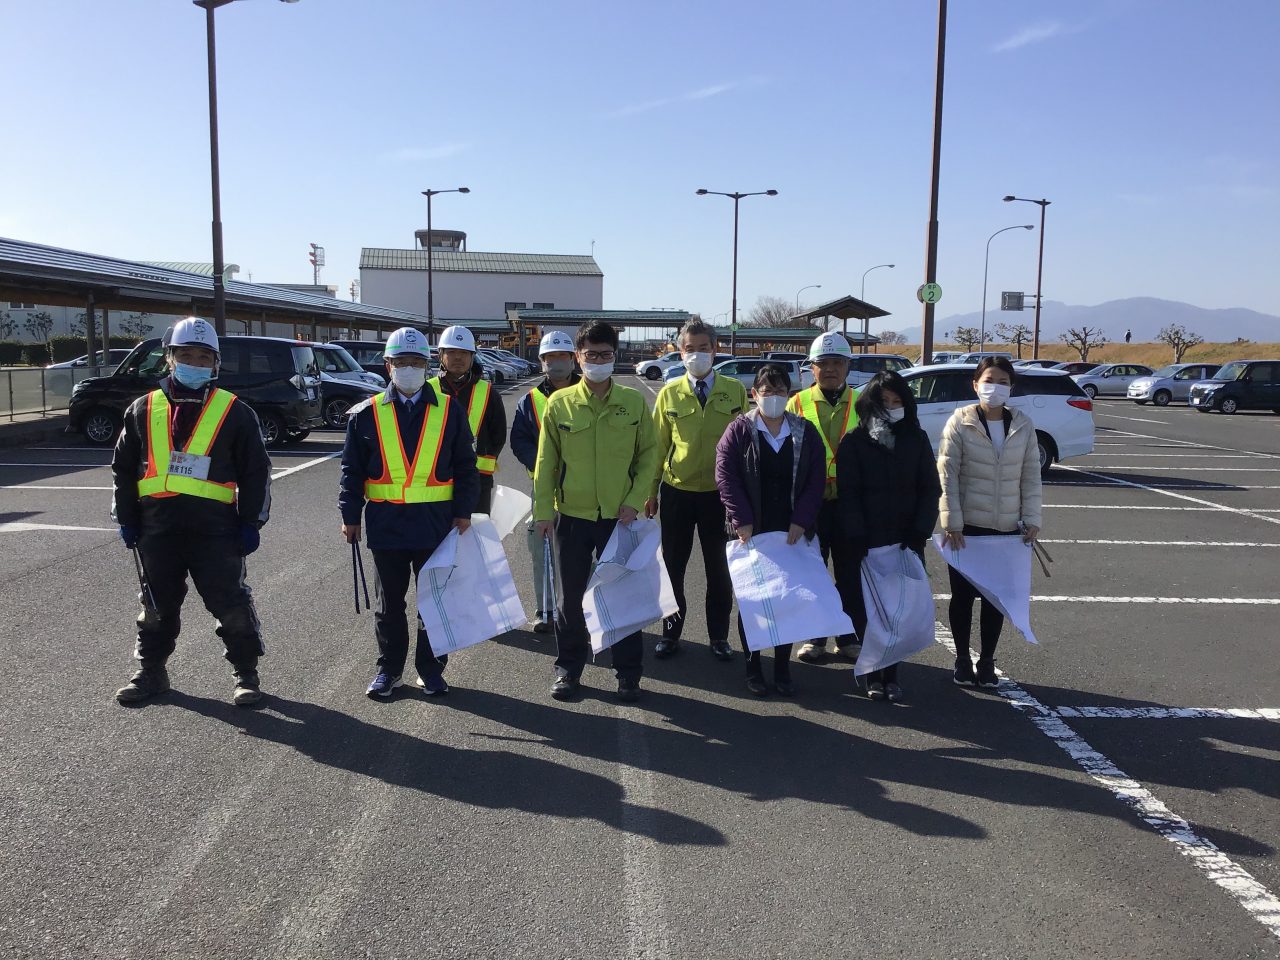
left=712, top=357, right=812, bottom=394
left=1127, top=363, right=1221, bottom=406
left=1072, top=363, right=1154, bottom=398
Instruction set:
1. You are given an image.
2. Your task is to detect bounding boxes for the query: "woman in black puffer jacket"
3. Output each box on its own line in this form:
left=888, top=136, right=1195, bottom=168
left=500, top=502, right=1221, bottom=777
left=835, top=371, right=941, bottom=701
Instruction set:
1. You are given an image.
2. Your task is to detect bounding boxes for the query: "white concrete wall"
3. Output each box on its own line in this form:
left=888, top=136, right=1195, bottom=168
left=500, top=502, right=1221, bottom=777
left=359, top=268, right=603, bottom=320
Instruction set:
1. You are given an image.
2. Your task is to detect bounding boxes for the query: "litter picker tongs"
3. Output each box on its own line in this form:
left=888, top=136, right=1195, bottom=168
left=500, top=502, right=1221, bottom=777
left=351, top=539, right=371, bottom=613
left=1019, top=522, right=1053, bottom=578
left=131, top=546, right=158, bottom=613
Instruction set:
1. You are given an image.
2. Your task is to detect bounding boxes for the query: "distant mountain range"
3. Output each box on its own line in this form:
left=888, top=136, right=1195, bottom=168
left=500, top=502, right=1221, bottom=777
left=883, top=298, right=1279, bottom=343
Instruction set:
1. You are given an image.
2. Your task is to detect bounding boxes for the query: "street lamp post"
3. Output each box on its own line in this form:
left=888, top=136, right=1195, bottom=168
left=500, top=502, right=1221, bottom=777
left=981, top=225, right=1034, bottom=350
left=696, top=188, right=778, bottom=355
left=421, top=187, right=470, bottom=344
left=858, top=263, right=895, bottom=350
left=194, top=0, right=299, bottom=336
left=1003, top=195, right=1050, bottom=357
left=795, top=284, right=821, bottom=312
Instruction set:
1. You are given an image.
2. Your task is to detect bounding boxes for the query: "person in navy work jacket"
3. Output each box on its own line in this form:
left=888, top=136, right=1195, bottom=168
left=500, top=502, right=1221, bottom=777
left=339, top=327, right=479, bottom=699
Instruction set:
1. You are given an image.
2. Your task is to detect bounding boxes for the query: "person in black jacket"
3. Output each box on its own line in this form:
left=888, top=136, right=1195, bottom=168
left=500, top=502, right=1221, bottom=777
left=340, top=327, right=480, bottom=699
left=509, top=330, right=579, bottom=633
left=431, top=325, right=506, bottom=514
left=836, top=370, right=941, bottom=702
left=111, top=318, right=272, bottom=707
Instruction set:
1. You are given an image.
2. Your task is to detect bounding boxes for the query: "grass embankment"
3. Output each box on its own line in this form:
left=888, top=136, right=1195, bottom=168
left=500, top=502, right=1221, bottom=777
left=909, top=342, right=1280, bottom=366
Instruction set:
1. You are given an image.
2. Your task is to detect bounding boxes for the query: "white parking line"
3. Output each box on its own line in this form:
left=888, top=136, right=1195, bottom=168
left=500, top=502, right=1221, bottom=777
left=1057, top=464, right=1280, bottom=526
left=1054, top=706, right=1280, bottom=720
left=1082, top=453, right=1261, bottom=458
left=1046, top=504, right=1280, bottom=512
left=932, top=594, right=1280, bottom=604
left=935, top=624, right=1280, bottom=942
left=272, top=452, right=341, bottom=480
left=1041, top=539, right=1280, bottom=547
left=1097, top=414, right=1172, bottom=424
left=0, top=484, right=113, bottom=491
left=1093, top=466, right=1280, bottom=472
left=1102, top=429, right=1280, bottom=460
left=0, top=521, right=114, bottom=533
left=1048, top=482, right=1280, bottom=489
left=0, top=462, right=113, bottom=468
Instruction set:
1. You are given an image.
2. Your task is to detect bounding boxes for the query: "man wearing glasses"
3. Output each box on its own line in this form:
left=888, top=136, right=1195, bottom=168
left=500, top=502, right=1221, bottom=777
left=534, top=322, right=658, bottom=703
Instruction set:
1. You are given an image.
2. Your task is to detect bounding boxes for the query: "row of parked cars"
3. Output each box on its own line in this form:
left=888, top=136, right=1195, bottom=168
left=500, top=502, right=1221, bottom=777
left=66, top=336, right=540, bottom=448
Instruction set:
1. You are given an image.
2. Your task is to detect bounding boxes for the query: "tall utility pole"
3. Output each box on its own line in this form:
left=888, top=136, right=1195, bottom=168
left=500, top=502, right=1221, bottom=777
left=695, top=188, right=778, bottom=355
left=1005, top=195, right=1051, bottom=358
left=421, top=187, right=470, bottom=344
left=920, top=0, right=947, bottom=362
left=308, top=243, right=324, bottom=285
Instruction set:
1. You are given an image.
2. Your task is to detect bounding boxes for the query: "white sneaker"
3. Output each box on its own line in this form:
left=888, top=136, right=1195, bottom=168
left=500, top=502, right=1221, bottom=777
left=797, top=642, right=825, bottom=662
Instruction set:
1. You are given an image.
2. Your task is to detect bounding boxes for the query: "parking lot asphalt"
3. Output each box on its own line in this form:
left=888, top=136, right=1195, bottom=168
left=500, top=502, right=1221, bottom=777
left=0, top=383, right=1276, bottom=959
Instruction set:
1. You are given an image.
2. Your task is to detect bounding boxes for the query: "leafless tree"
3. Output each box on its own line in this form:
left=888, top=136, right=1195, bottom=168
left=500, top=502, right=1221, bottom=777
left=117, top=312, right=155, bottom=338
left=878, top=330, right=908, bottom=346
left=1059, top=325, right=1107, bottom=362
left=746, top=296, right=807, bottom=329
left=993, top=321, right=1033, bottom=359
left=1155, top=323, right=1205, bottom=363
left=946, top=326, right=983, bottom=351
left=23, top=311, right=54, bottom=347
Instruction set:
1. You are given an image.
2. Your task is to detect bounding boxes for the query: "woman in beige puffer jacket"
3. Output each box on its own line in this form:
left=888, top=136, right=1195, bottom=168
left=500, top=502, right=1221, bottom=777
left=936, top=358, right=1043, bottom=688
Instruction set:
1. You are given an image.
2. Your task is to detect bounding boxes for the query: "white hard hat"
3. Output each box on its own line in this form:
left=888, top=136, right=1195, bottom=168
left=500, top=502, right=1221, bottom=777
left=809, top=331, right=852, bottom=362
left=383, top=327, right=431, bottom=360
left=164, top=317, right=219, bottom=355
left=538, top=330, right=576, bottom=356
left=439, top=325, right=476, bottom=353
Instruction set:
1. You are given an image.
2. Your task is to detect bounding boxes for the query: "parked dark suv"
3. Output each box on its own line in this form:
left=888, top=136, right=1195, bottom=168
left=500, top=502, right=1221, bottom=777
left=68, top=335, right=325, bottom=447
left=1188, top=360, right=1280, bottom=415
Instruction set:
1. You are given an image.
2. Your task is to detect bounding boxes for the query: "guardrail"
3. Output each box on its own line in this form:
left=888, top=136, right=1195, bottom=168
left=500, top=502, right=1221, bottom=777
left=1, top=366, right=103, bottom=421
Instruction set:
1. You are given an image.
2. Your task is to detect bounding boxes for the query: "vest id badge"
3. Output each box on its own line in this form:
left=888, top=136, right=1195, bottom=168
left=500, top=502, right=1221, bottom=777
left=168, top=450, right=212, bottom=481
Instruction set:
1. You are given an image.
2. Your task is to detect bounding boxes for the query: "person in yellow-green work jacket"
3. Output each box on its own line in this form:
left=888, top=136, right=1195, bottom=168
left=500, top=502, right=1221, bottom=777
left=509, top=330, right=580, bottom=633
left=111, top=318, right=272, bottom=707
left=429, top=324, right=506, bottom=514
left=645, top=317, right=746, bottom=661
left=786, top=331, right=862, bottom=663
left=339, top=327, right=480, bottom=700
left=534, top=321, right=658, bottom=704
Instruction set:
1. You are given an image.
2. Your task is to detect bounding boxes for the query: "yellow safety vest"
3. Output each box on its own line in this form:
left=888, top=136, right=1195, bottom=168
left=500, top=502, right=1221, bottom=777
left=136, top=388, right=238, bottom=504
left=364, top=397, right=455, bottom=504
left=525, top=388, right=551, bottom=478
left=795, top=388, right=856, bottom=483
left=430, top=376, right=496, bottom=475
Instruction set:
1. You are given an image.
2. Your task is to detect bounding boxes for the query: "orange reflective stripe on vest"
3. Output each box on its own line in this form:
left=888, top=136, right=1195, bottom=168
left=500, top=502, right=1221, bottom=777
left=525, top=387, right=551, bottom=477
left=136, top=388, right=238, bottom=503
left=796, top=388, right=855, bottom=481
left=364, top=397, right=455, bottom=504
left=431, top=376, right=496, bottom=475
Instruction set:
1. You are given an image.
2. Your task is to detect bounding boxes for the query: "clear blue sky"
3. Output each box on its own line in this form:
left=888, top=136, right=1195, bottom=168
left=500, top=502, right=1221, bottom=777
left=2, top=0, right=1277, bottom=333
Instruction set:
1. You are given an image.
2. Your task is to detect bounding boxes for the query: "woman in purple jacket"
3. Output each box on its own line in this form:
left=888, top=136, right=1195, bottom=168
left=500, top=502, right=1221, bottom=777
left=714, top=364, right=826, bottom=696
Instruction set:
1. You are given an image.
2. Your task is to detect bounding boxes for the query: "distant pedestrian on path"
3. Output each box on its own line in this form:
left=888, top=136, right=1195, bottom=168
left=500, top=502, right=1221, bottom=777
left=936, top=357, right=1043, bottom=688
left=1125, top=329, right=1132, bottom=344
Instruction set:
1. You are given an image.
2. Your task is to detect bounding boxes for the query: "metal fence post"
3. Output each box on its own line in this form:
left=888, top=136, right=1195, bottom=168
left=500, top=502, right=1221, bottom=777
left=7, top=371, right=13, bottom=423
left=40, top=368, right=47, bottom=417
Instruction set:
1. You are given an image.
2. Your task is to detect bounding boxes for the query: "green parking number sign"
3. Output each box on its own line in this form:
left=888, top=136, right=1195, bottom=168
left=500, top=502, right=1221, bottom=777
left=916, top=282, right=942, bottom=304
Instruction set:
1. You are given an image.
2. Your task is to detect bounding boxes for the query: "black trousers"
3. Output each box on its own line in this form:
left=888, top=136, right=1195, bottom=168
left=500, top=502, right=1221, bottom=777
left=553, top=514, right=643, bottom=683
left=134, top=532, right=263, bottom=674
left=811, top=499, right=864, bottom=649
left=736, top=616, right=792, bottom=681
left=371, top=549, right=448, bottom=679
left=659, top=483, right=732, bottom=644
left=948, top=526, right=1007, bottom=661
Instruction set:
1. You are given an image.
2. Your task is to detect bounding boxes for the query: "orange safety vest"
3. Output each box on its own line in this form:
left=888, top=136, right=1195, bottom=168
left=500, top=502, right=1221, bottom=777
left=136, top=388, right=238, bottom=503
left=364, top=396, right=455, bottom=504
left=430, top=376, right=496, bottom=475
left=794, top=387, right=856, bottom=483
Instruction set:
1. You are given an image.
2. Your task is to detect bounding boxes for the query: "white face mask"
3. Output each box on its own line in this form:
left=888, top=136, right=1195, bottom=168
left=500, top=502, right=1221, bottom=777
left=582, top=361, right=614, bottom=383
left=977, top=382, right=1012, bottom=406
left=757, top=395, right=787, bottom=418
left=885, top=406, right=906, bottom=422
left=391, top=365, right=427, bottom=395
left=684, top=352, right=713, bottom=378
